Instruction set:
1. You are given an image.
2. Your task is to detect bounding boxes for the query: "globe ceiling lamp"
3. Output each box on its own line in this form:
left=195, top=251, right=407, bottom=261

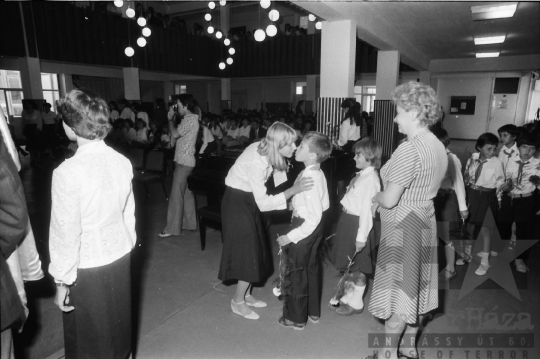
left=260, top=0, right=271, bottom=10
left=268, top=9, right=279, bottom=21
left=137, top=37, right=147, bottom=47
left=226, top=57, right=233, bottom=65
left=229, top=47, right=235, bottom=55
left=114, top=1, right=123, bottom=8
left=137, top=17, right=146, bottom=27
left=142, top=27, right=151, bottom=37
left=207, top=26, right=214, bottom=34
left=220, top=0, right=227, bottom=5
left=126, top=7, right=135, bottom=18
left=308, top=14, right=316, bottom=22
left=209, top=2, right=216, bottom=10
left=224, top=38, right=231, bottom=46
left=266, top=24, right=277, bottom=37
left=219, top=62, right=226, bottom=70
left=315, top=21, right=322, bottom=30
left=254, top=29, right=266, bottom=42
left=205, top=13, right=212, bottom=21
left=125, top=46, right=134, bottom=57
left=216, top=31, right=223, bottom=39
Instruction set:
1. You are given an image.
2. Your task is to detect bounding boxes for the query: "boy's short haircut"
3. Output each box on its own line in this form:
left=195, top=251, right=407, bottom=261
left=475, top=132, right=499, bottom=151
left=498, top=124, right=519, bottom=138
left=430, top=127, right=450, bottom=148
left=303, top=131, right=332, bottom=163
left=516, top=132, right=540, bottom=150
left=352, top=138, right=382, bottom=169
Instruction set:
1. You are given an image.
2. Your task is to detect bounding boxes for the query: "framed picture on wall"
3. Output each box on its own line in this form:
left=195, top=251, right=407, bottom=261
left=450, top=96, right=476, bottom=115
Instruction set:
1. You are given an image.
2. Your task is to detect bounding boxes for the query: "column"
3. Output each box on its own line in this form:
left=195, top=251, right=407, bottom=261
left=374, top=50, right=400, bottom=165
left=320, top=20, right=356, bottom=98
left=123, top=67, right=140, bottom=101
left=20, top=57, right=43, bottom=100
left=221, top=78, right=231, bottom=111
left=305, top=75, right=318, bottom=115
left=59, top=74, right=74, bottom=95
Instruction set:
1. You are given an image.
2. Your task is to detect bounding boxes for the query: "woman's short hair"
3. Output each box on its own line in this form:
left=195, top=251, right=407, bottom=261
left=392, top=81, right=442, bottom=127
left=57, top=89, right=111, bottom=140
left=171, top=94, right=196, bottom=113
left=475, top=132, right=499, bottom=151
left=430, top=127, right=451, bottom=148
left=353, top=138, right=382, bottom=169
left=258, top=122, right=297, bottom=172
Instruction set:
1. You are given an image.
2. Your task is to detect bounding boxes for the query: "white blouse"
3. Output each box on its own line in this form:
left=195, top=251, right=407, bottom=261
left=225, top=142, right=287, bottom=212
left=337, top=119, right=360, bottom=146
left=440, top=150, right=467, bottom=211
left=238, top=125, right=251, bottom=138
left=340, top=166, right=380, bottom=243
left=464, top=153, right=505, bottom=201
left=288, top=165, right=329, bottom=243
left=49, top=141, right=136, bottom=285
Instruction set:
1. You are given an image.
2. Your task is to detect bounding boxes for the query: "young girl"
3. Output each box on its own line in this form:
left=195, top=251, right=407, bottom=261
left=329, top=138, right=382, bottom=315
left=135, top=119, right=148, bottom=142
left=223, top=118, right=240, bottom=147
left=199, top=116, right=217, bottom=155
left=218, top=123, right=313, bottom=320
left=462, top=132, right=505, bottom=275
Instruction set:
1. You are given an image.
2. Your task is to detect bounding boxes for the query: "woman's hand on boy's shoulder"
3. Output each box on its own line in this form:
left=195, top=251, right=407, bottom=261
left=277, top=235, right=292, bottom=246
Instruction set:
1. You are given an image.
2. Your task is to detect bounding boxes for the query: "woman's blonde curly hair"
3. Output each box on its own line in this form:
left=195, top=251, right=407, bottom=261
left=392, top=81, right=442, bottom=127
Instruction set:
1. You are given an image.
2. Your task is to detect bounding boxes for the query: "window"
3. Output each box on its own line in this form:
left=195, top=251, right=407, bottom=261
left=41, top=73, right=60, bottom=112
left=296, top=81, right=306, bottom=95
left=0, top=70, right=24, bottom=120
left=174, top=84, right=186, bottom=94
left=362, top=86, right=376, bottom=114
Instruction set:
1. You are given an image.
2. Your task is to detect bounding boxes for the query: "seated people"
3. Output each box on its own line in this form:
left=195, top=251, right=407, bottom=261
left=237, top=118, right=252, bottom=145
left=135, top=119, right=148, bottom=142
left=123, top=119, right=137, bottom=144
left=223, top=118, right=241, bottom=147
left=199, top=116, right=217, bottom=155
left=250, top=119, right=267, bottom=142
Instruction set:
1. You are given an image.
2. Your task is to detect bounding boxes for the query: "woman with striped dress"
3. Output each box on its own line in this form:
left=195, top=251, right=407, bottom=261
left=368, top=82, right=447, bottom=359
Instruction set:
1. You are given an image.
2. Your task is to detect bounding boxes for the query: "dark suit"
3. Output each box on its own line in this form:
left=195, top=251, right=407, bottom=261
left=0, top=134, right=27, bottom=332
left=250, top=127, right=267, bottom=142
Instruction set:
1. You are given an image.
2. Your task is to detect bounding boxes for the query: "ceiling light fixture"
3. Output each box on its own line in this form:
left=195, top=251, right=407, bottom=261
left=229, top=48, right=235, bottom=55
left=216, top=31, right=223, bottom=39
left=471, top=2, right=517, bottom=21
left=220, top=0, right=227, bottom=6
left=269, top=9, right=279, bottom=21
left=137, top=37, right=146, bottom=47
left=205, top=13, right=212, bottom=21
left=207, top=26, right=214, bottom=34
left=114, top=0, right=124, bottom=8
left=125, top=46, right=134, bottom=57
left=315, top=21, right=322, bottom=30
left=142, top=27, right=151, bottom=37
left=219, top=62, right=226, bottom=70
left=254, top=29, right=266, bottom=42
left=137, top=17, right=146, bottom=27
left=474, top=35, right=506, bottom=45
left=126, top=7, right=135, bottom=18
left=209, top=2, right=216, bottom=10
left=476, top=52, right=500, bottom=58
left=266, top=24, right=277, bottom=37
left=224, top=38, right=231, bottom=46
left=260, top=0, right=271, bottom=10
left=226, top=57, right=233, bottom=65
left=308, top=14, right=316, bottom=22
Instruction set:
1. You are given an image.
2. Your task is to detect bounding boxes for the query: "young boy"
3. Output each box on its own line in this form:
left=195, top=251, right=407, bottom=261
left=462, top=133, right=505, bottom=275
left=498, top=124, right=520, bottom=170
left=276, top=132, right=331, bottom=330
left=497, top=132, right=540, bottom=273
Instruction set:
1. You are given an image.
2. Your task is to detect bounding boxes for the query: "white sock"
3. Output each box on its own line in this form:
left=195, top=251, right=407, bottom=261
left=478, top=252, right=489, bottom=266
left=347, top=284, right=366, bottom=310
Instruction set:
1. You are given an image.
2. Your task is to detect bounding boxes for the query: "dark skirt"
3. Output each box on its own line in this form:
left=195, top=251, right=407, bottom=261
left=63, top=252, right=131, bottom=359
left=466, top=187, right=498, bottom=229
left=23, top=124, right=38, bottom=151
left=218, top=186, right=273, bottom=283
left=329, top=210, right=375, bottom=274
left=203, top=140, right=217, bottom=154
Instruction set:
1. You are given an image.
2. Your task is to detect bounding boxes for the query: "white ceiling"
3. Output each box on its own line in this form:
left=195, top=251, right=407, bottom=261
left=295, top=1, right=540, bottom=71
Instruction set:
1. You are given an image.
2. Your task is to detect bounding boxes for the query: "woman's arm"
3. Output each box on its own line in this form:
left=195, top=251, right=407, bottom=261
left=337, top=119, right=351, bottom=147
left=373, top=181, right=405, bottom=209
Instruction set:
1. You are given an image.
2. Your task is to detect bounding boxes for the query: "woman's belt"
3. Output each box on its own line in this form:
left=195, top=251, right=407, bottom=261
left=467, top=184, right=496, bottom=193
left=437, top=188, right=455, bottom=195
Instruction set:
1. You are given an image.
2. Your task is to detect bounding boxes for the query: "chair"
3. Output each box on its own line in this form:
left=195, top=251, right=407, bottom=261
left=197, top=204, right=223, bottom=251
left=133, top=150, right=168, bottom=204
left=127, top=147, right=145, bottom=170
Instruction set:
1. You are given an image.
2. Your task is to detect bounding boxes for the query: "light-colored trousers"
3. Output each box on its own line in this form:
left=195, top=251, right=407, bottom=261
left=164, top=163, right=197, bottom=235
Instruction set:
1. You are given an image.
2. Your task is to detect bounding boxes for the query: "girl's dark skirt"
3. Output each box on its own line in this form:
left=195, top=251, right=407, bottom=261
left=63, top=252, right=131, bottom=359
left=329, top=210, right=375, bottom=274
left=335, top=140, right=359, bottom=182
left=466, top=187, right=498, bottom=230
left=218, top=186, right=273, bottom=283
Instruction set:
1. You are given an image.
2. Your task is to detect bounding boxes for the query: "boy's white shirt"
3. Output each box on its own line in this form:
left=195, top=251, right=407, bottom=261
left=287, top=165, right=329, bottom=243
left=340, top=166, right=381, bottom=243
left=498, top=142, right=519, bottom=171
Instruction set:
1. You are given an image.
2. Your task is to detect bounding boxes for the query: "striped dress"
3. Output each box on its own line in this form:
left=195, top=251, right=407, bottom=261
left=368, top=131, right=447, bottom=324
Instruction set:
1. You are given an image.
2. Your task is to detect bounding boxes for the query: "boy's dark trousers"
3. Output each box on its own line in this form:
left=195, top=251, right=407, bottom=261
left=497, top=193, right=536, bottom=261
left=283, top=217, right=324, bottom=324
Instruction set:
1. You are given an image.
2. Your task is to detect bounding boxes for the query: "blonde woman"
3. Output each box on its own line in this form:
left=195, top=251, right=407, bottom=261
left=219, top=123, right=314, bottom=320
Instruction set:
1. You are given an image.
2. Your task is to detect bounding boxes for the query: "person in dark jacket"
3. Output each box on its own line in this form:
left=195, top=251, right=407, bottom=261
left=0, top=134, right=28, bottom=358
